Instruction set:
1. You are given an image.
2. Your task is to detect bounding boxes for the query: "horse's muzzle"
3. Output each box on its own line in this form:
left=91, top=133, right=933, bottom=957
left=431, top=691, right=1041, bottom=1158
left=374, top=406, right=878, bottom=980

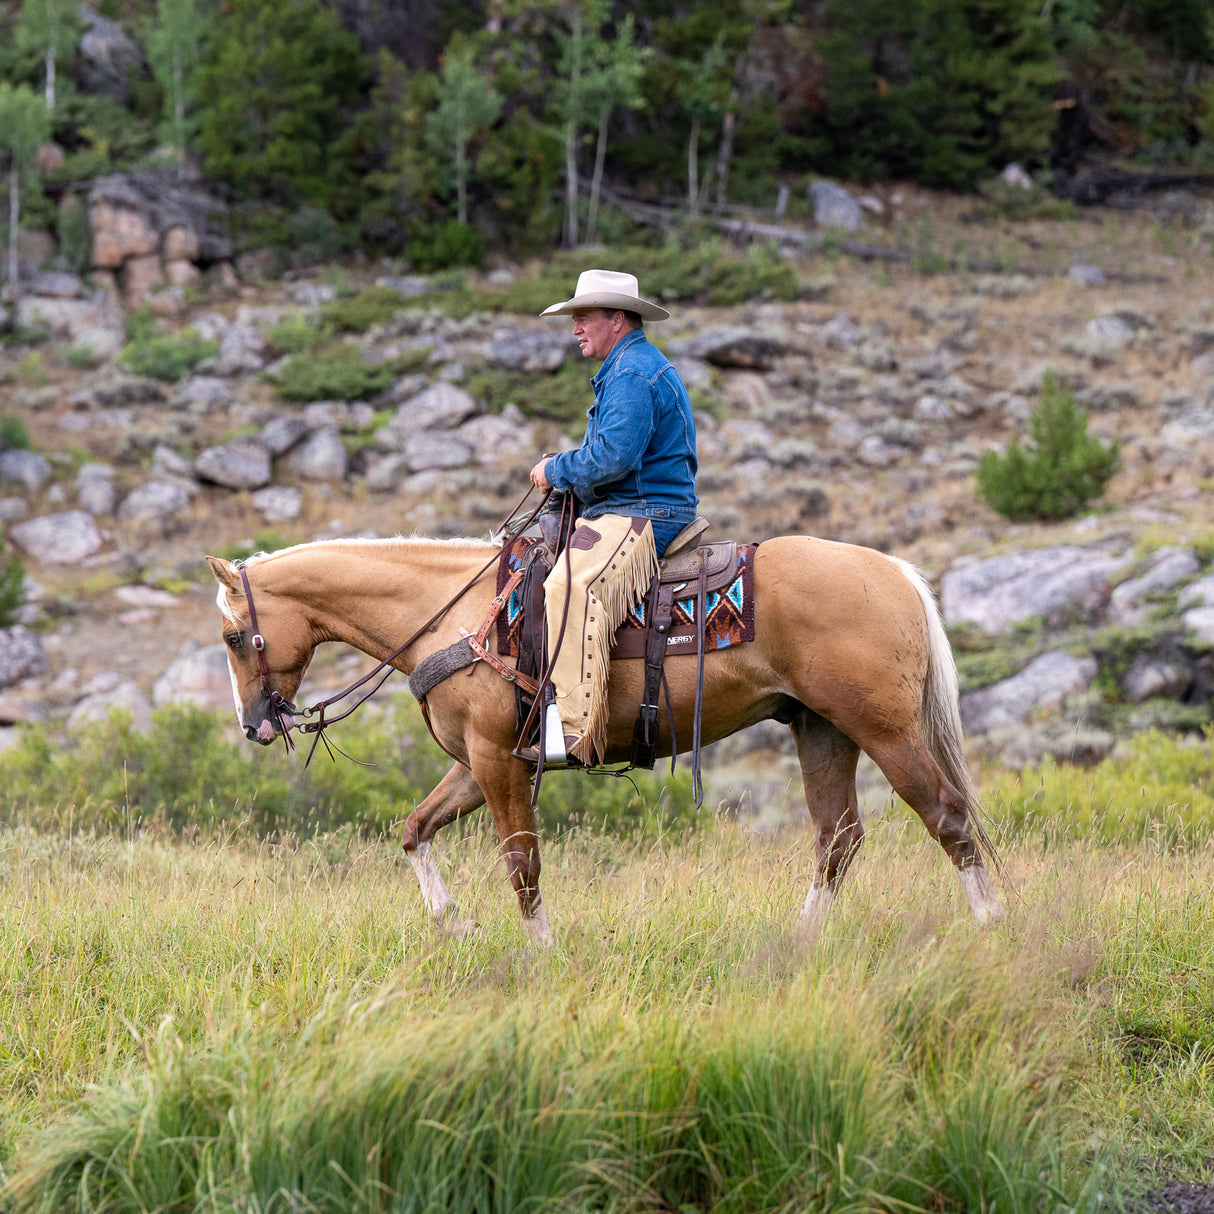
left=246, top=712, right=293, bottom=745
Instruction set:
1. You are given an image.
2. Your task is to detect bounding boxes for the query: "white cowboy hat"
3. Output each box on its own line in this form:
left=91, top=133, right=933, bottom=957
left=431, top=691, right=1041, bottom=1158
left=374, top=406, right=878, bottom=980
left=540, top=268, right=670, bottom=321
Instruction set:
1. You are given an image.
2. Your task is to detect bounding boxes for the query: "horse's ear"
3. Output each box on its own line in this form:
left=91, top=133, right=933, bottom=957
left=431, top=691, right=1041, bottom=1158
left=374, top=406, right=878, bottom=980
left=205, top=555, right=239, bottom=592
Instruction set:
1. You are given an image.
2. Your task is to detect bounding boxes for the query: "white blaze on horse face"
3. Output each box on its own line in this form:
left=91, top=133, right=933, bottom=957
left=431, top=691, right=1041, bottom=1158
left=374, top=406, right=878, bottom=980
left=215, top=583, right=247, bottom=730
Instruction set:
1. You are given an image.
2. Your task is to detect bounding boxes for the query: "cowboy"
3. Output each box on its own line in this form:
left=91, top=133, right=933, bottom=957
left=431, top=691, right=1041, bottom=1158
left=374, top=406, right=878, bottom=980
left=520, top=269, right=698, bottom=768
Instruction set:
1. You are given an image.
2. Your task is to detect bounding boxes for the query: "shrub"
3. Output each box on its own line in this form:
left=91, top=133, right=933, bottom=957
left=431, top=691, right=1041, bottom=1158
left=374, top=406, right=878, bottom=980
left=405, top=219, right=486, bottom=272
left=265, top=315, right=326, bottom=355
left=320, top=286, right=406, bottom=334
left=119, top=329, right=219, bottom=382
left=0, top=415, right=32, bottom=451
left=976, top=373, right=1120, bottom=521
left=0, top=537, right=26, bottom=627
left=273, top=344, right=400, bottom=402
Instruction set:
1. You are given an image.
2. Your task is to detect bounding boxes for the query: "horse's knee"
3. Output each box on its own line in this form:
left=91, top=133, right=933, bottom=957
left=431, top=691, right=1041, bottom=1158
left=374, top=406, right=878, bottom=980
left=400, top=813, right=420, bottom=853
left=503, top=835, right=543, bottom=913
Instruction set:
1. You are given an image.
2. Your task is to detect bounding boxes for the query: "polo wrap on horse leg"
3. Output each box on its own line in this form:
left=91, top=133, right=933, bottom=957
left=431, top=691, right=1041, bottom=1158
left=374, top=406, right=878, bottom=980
left=544, top=514, right=658, bottom=766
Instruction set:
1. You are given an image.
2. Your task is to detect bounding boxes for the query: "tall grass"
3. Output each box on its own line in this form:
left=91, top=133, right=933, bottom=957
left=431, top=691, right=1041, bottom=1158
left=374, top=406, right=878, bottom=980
left=3, top=808, right=1211, bottom=1212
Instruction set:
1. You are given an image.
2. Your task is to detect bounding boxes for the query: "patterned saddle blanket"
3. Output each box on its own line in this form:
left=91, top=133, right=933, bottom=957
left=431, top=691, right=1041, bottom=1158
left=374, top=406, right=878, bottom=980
left=495, top=536, right=757, bottom=661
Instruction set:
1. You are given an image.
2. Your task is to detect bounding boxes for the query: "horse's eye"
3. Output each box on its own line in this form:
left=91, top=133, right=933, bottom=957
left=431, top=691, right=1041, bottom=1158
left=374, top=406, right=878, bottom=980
left=225, top=632, right=243, bottom=651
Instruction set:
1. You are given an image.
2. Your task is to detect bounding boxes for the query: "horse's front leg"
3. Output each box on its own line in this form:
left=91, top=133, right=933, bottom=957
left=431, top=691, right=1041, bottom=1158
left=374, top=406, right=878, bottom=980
left=474, top=750, right=553, bottom=947
left=401, top=762, right=486, bottom=938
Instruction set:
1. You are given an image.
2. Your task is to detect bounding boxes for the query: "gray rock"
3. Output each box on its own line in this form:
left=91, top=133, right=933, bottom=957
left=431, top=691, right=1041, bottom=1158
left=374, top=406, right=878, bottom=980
left=9, top=510, right=104, bottom=564
left=285, top=427, right=348, bottom=482
left=390, top=382, right=479, bottom=434
left=117, top=480, right=194, bottom=522
left=69, top=681, right=152, bottom=731
left=194, top=438, right=273, bottom=490
left=1107, top=547, right=1200, bottom=624
left=485, top=328, right=578, bottom=372
left=173, top=376, right=235, bottom=412
left=961, top=651, right=1098, bottom=733
left=403, top=432, right=474, bottom=472
left=260, top=414, right=313, bottom=456
left=913, top=394, right=954, bottom=421
left=212, top=322, right=266, bottom=376
left=16, top=292, right=125, bottom=357
left=666, top=328, right=784, bottom=370
left=0, top=450, right=53, bottom=493
left=251, top=486, right=303, bottom=522
left=1122, top=655, right=1191, bottom=704
left=374, top=275, right=430, bottom=297
left=670, top=356, right=715, bottom=391
left=856, top=434, right=902, bottom=467
left=77, top=463, right=117, bottom=515
left=1182, top=606, right=1214, bottom=644
left=0, top=498, right=28, bottom=524
left=941, top=545, right=1133, bottom=634
left=153, top=644, right=235, bottom=711
left=364, top=452, right=412, bottom=493
left=151, top=445, right=195, bottom=480
left=808, top=180, right=864, bottom=231
left=0, top=627, right=48, bottom=688
left=456, top=405, right=535, bottom=463
left=78, top=4, right=145, bottom=103
left=1162, top=403, right=1214, bottom=441
left=31, top=271, right=87, bottom=298
left=69, top=372, right=166, bottom=409
left=1179, top=574, right=1214, bottom=610
left=1067, top=263, right=1106, bottom=287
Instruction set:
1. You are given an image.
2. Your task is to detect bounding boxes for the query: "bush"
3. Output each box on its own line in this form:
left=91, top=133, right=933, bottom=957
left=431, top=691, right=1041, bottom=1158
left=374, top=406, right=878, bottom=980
left=0, top=415, right=32, bottom=451
left=265, top=315, right=326, bottom=355
left=320, top=286, right=407, bottom=334
left=0, top=537, right=26, bottom=628
left=976, top=373, right=1120, bottom=520
left=405, top=219, right=486, bottom=272
left=272, top=344, right=401, bottom=402
left=118, top=329, right=219, bottom=382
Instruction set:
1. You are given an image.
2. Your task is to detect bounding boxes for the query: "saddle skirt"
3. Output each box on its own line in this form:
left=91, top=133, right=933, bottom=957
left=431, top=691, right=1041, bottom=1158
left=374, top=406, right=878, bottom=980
left=495, top=535, right=757, bottom=662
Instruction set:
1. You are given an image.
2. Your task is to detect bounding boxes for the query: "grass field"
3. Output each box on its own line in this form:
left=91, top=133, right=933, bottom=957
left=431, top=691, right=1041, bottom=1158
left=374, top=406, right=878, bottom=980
left=1, top=789, right=1212, bottom=1212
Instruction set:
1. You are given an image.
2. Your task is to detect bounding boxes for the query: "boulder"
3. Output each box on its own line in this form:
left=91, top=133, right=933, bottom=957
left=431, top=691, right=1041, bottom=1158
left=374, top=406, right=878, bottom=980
left=1107, top=547, right=1200, bottom=624
left=78, top=4, right=146, bottom=104
left=403, top=432, right=474, bottom=472
left=941, top=545, right=1133, bottom=634
left=665, top=327, right=784, bottom=370
left=961, top=651, right=1098, bottom=733
left=392, top=381, right=480, bottom=432
left=485, top=328, right=578, bottom=372
left=0, top=627, right=48, bottom=689
left=456, top=405, right=535, bottom=463
left=153, top=644, right=235, bottom=711
left=68, top=681, right=152, bottom=731
left=0, top=450, right=53, bottom=493
left=251, top=486, right=303, bottom=522
left=9, top=510, right=104, bottom=564
left=76, top=463, right=117, bottom=516
left=260, top=414, right=313, bottom=456
left=1122, top=654, right=1192, bottom=704
left=808, top=180, right=864, bottom=231
left=117, top=480, right=194, bottom=523
left=15, top=291, right=125, bottom=357
left=284, top=427, right=348, bottom=482
left=194, top=438, right=273, bottom=490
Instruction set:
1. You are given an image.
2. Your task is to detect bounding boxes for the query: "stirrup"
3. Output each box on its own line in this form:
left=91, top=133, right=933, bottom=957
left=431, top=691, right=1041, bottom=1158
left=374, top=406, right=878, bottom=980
left=542, top=702, right=566, bottom=764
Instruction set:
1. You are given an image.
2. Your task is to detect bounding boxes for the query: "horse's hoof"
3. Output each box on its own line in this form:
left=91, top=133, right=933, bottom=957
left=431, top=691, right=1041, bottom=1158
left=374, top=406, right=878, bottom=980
left=435, top=903, right=480, bottom=939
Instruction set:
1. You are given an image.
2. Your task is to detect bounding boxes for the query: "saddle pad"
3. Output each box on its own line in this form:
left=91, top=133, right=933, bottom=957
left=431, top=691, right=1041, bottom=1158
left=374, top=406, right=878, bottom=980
left=495, top=537, right=757, bottom=660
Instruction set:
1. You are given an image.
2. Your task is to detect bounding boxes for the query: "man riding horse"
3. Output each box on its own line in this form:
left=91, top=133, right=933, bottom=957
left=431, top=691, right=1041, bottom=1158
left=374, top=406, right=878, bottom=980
left=521, top=269, right=699, bottom=769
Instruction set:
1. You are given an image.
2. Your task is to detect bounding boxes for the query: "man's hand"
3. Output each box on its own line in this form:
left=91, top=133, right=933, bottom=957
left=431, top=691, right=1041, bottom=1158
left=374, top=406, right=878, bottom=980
left=530, top=457, right=552, bottom=491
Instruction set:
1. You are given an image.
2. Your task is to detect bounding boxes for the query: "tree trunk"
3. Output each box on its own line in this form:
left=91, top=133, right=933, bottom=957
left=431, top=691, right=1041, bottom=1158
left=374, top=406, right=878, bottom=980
left=587, top=111, right=608, bottom=243
left=687, top=114, right=700, bottom=215
left=8, top=160, right=19, bottom=286
left=714, top=104, right=735, bottom=208
left=45, top=47, right=56, bottom=111
left=455, top=135, right=468, bottom=226
left=564, top=120, right=579, bottom=248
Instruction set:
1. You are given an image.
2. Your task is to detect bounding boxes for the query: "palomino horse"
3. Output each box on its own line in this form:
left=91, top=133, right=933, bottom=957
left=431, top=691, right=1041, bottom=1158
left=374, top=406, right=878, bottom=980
left=206, top=534, right=1001, bottom=945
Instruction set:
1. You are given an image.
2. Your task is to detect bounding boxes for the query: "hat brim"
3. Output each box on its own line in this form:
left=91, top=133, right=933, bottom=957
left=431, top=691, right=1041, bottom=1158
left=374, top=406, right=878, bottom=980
left=540, top=291, right=669, bottom=321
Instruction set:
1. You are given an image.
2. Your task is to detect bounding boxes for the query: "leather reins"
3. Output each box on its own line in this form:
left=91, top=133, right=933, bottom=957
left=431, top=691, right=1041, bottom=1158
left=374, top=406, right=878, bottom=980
left=234, top=484, right=551, bottom=767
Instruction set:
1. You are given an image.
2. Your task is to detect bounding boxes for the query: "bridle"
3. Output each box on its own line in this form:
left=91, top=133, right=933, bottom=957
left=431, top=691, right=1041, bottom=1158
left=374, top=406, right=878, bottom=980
left=239, top=566, right=299, bottom=753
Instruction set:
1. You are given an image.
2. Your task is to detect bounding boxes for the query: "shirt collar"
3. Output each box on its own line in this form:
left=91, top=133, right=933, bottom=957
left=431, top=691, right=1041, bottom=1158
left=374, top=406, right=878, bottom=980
left=591, top=328, right=646, bottom=388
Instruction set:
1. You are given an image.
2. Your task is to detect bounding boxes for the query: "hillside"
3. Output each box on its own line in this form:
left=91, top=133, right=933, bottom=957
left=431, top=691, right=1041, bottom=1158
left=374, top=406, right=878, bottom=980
left=4, top=182, right=1214, bottom=821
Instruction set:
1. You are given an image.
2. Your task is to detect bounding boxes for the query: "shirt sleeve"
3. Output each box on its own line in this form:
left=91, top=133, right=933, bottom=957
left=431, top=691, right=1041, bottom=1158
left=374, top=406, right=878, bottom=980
left=546, top=369, right=656, bottom=493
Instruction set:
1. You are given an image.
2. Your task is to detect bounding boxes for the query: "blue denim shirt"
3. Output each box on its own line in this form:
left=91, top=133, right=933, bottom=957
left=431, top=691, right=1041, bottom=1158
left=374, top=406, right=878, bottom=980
left=546, top=329, right=698, bottom=548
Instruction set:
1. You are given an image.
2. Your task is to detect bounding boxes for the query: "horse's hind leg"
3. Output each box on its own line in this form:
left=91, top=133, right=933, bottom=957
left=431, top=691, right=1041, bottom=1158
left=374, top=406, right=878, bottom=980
left=865, top=733, right=1002, bottom=923
left=790, top=711, right=864, bottom=940
left=401, top=763, right=486, bottom=937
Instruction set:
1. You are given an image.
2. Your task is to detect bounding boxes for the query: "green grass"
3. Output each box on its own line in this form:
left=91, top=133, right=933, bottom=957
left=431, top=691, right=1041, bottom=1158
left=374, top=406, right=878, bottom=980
left=2, top=734, right=1214, bottom=1210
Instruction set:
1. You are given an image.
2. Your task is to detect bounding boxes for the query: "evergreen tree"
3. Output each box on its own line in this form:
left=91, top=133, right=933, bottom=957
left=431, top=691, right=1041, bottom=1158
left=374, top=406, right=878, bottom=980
left=424, top=40, right=502, bottom=228
left=977, top=374, right=1120, bottom=521
left=147, top=0, right=207, bottom=159
left=195, top=0, right=368, bottom=211
left=15, top=0, right=78, bottom=111
left=0, top=83, right=52, bottom=286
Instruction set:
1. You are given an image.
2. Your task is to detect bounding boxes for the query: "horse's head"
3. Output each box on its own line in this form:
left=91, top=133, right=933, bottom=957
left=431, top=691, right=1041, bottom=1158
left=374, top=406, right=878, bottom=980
left=206, top=555, right=314, bottom=746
